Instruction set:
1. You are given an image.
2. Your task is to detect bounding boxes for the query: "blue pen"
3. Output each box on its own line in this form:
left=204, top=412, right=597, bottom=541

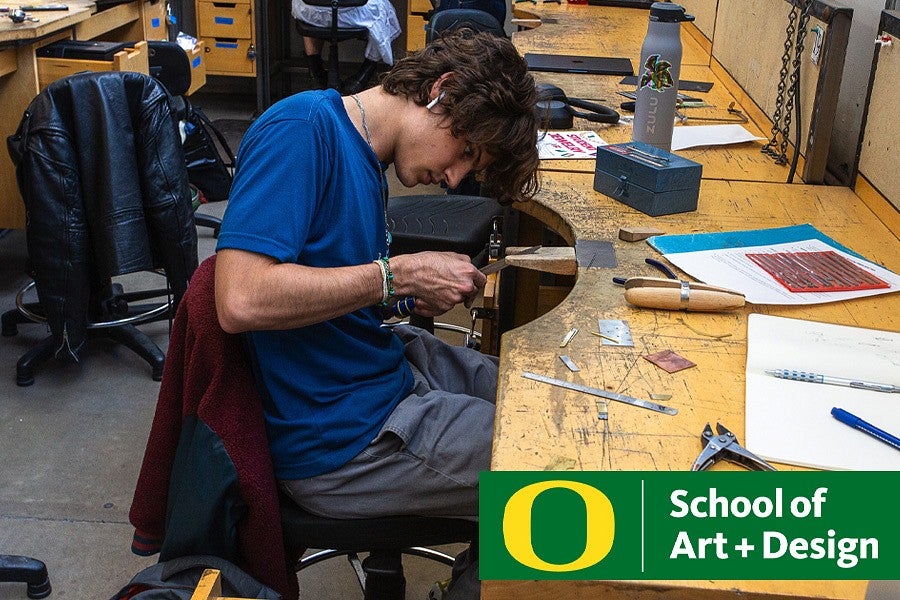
left=831, top=407, right=900, bottom=452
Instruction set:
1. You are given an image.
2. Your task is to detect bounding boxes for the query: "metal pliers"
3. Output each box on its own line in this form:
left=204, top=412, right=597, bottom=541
left=691, top=423, right=777, bottom=471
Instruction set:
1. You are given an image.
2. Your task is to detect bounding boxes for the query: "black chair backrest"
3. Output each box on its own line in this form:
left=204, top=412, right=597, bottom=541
left=433, top=0, right=506, bottom=26
left=147, top=40, right=192, bottom=97
left=427, top=8, right=504, bottom=43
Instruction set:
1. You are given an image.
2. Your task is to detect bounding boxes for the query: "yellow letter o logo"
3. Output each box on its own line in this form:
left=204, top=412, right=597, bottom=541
left=502, top=480, right=615, bottom=572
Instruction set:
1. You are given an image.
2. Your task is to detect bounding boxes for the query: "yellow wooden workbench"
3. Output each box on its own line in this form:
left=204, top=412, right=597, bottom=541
left=484, top=170, right=899, bottom=600
left=513, top=4, right=797, bottom=183
left=512, top=2, right=709, bottom=67
left=531, top=63, right=791, bottom=183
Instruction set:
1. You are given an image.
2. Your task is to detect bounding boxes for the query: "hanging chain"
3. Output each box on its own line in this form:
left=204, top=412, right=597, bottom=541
left=761, top=0, right=813, bottom=165
left=761, top=3, right=798, bottom=160
left=783, top=0, right=813, bottom=159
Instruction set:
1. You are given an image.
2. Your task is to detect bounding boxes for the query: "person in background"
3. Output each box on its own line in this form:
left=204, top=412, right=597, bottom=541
left=294, top=0, right=401, bottom=93
left=214, top=30, right=539, bottom=599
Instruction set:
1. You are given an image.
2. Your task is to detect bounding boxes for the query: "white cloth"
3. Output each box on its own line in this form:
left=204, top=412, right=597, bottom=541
left=292, top=0, right=402, bottom=65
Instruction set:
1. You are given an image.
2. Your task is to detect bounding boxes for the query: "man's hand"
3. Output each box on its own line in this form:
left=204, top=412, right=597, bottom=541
left=389, top=252, right=486, bottom=317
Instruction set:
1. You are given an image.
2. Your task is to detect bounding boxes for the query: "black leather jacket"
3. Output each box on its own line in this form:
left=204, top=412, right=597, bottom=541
left=7, top=71, right=198, bottom=359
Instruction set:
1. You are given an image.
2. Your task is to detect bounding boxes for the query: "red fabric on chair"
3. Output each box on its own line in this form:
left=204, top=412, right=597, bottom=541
left=128, top=254, right=299, bottom=600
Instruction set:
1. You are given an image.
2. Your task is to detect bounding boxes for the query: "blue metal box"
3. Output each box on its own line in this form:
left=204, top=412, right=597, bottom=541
left=593, top=141, right=702, bottom=216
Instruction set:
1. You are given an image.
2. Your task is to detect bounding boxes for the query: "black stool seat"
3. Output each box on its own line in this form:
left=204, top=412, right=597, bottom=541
left=280, top=494, right=477, bottom=553
left=280, top=494, right=477, bottom=598
left=386, top=195, right=503, bottom=259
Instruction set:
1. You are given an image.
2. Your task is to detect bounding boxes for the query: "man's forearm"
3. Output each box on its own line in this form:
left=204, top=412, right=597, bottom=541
left=215, top=249, right=383, bottom=333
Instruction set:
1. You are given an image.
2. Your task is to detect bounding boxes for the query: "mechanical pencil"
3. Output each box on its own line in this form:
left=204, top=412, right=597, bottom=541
left=765, top=369, right=899, bottom=394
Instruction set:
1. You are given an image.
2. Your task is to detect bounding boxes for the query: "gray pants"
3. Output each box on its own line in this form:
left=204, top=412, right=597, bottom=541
left=281, top=325, right=498, bottom=598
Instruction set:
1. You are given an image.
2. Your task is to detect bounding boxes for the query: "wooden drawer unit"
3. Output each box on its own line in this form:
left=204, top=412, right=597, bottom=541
left=407, top=0, right=432, bottom=51
left=203, top=38, right=255, bottom=75
left=196, top=0, right=255, bottom=76
left=143, top=0, right=168, bottom=41
left=0, top=48, right=17, bottom=79
left=36, top=40, right=149, bottom=90
left=197, top=1, right=252, bottom=38
left=185, top=41, right=207, bottom=95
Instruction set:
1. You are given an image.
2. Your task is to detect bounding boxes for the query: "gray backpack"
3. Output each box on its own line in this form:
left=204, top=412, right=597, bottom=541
left=110, top=555, right=281, bottom=599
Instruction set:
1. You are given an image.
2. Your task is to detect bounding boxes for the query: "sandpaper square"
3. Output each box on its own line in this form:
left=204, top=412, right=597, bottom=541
left=643, top=350, right=695, bottom=373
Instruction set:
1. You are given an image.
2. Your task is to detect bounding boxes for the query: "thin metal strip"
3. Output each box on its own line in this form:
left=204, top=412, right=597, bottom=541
left=522, top=371, right=678, bottom=415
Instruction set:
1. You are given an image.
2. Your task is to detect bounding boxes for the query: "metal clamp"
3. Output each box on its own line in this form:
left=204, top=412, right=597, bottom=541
left=488, top=217, right=503, bottom=260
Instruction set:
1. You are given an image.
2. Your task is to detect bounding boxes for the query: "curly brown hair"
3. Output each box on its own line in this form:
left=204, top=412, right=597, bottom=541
left=381, top=30, right=540, bottom=204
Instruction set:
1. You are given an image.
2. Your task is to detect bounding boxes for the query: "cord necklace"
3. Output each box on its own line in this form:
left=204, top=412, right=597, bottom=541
left=351, top=93, right=392, bottom=257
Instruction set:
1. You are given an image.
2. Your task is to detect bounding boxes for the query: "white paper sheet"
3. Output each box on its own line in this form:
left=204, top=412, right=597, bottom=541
left=745, top=314, right=900, bottom=471
left=537, top=130, right=606, bottom=160
left=663, top=238, right=900, bottom=305
left=671, top=124, right=764, bottom=151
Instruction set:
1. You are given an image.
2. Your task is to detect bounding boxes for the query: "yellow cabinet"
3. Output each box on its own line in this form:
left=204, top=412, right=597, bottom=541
left=36, top=40, right=149, bottom=90
left=143, top=0, right=168, bottom=41
left=0, top=48, right=17, bottom=79
left=184, top=41, right=207, bottom=95
left=195, top=0, right=256, bottom=76
left=407, top=0, right=432, bottom=51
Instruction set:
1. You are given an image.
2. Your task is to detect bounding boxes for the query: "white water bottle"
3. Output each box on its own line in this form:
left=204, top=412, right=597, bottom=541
left=632, top=2, right=694, bottom=152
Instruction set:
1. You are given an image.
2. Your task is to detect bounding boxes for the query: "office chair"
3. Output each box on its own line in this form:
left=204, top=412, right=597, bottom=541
left=426, top=7, right=504, bottom=42
left=146, top=40, right=224, bottom=237
left=386, top=9, right=506, bottom=337
left=130, top=254, right=479, bottom=600
left=281, top=494, right=477, bottom=599
left=241, top=278, right=479, bottom=598
left=430, top=0, right=507, bottom=31
left=294, top=0, right=369, bottom=91
left=3, top=71, right=198, bottom=386
left=0, top=555, right=51, bottom=599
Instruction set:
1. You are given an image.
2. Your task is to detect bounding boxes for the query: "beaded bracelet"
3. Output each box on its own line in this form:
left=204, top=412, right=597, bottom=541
left=380, top=257, right=395, bottom=304
left=373, top=257, right=395, bottom=306
left=373, top=259, right=388, bottom=305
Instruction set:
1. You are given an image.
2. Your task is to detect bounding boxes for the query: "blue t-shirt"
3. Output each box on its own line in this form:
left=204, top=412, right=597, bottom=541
left=216, top=89, right=414, bottom=479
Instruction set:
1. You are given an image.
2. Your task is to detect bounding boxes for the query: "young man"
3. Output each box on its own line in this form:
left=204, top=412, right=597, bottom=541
left=214, top=30, right=539, bottom=598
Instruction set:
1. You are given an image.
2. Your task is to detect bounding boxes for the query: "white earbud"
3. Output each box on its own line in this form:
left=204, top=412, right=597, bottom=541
left=426, top=91, right=446, bottom=110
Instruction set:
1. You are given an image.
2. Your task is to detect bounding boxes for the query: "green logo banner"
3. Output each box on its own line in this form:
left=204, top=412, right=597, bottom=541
left=480, top=471, right=899, bottom=580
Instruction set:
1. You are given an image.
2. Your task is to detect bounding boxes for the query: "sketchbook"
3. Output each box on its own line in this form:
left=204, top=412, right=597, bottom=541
left=744, top=314, right=900, bottom=471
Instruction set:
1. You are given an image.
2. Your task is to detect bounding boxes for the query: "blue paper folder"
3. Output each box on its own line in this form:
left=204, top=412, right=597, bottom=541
left=647, top=224, right=868, bottom=262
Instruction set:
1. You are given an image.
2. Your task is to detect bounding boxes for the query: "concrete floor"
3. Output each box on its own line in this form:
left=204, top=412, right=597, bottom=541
left=0, top=87, right=467, bottom=599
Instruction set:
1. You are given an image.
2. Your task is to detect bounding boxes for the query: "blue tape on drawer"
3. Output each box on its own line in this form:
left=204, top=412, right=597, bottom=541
left=192, top=56, right=202, bottom=68
left=214, top=16, right=234, bottom=24
left=151, top=17, right=160, bottom=27
left=215, top=41, right=239, bottom=49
